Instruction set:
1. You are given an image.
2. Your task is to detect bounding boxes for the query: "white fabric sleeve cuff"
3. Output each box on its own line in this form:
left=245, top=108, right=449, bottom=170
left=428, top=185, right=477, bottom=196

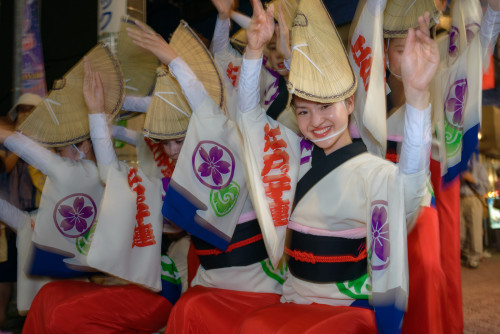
left=399, top=103, right=432, bottom=174
left=366, top=0, right=387, bottom=15
left=4, top=132, right=51, bottom=175
left=480, top=5, right=500, bottom=50
left=210, top=17, right=231, bottom=54
left=112, top=125, right=138, bottom=146
left=89, top=114, right=117, bottom=166
left=122, top=96, right=152, bottom=113
left=0, top=199, right=28, bottom=232
left=238, top=56, right=263, bottom=113
left=169, top=57, right=208, bottom=111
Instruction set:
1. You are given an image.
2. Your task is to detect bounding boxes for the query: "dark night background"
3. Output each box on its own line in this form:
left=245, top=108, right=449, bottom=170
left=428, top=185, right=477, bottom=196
left=0, top=0, right=358, bottom=116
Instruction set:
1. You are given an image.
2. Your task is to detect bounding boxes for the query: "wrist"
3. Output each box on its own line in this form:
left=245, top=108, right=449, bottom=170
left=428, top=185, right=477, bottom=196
left=404, top=89, right=430, bottom=110
left=245, top=46, right=264, bottom=59
left=218, top=12, right=229, bottom=20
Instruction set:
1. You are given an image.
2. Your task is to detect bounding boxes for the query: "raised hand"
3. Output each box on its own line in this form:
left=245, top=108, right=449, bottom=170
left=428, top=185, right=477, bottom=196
left=212, top=0, right=234, bottom=20
left=245, top=0, right=275, bottom=59
left=83, top=57, right=105, bottom=114
left=275, top=3, right=291, bottom=61
left=401, top=13, right=439, bottom=110
left=127, top=20, right=178, bottom=65
left=488, top=0, right=500, bottom=11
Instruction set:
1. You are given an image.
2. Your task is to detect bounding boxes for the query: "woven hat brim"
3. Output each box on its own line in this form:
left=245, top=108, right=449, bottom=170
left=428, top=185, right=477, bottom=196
left=288, top=0, right=358, bottom=104
left=169, top=21, right=226, bottom=112
left=143, top=67, right=191, bottom=140
left=268, top=0, right=298, bottom=30
left=383, top=0, right=441, bottom=38
left=18, top=43, right=124, bottom=147
left=230, top=28, right=247, bottom=54
left=117, top=17, right=159, bottom=96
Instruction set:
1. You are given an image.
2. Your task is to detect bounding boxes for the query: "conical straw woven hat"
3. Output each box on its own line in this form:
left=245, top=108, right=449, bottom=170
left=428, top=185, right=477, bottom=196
left=169, top=20, right=225, bottom=111
left=117, top=17, right=159, bottom=97
left=287, top=0, right=357, bottom=103
left=18, top=43, right=124, bottom=147
left=383, top=0, right=440, bottom=38
left=230, top=28, right=247, bottom=54
left=268, top=0, right=298, bottom=30
left=143, top=67, right=191, bottom=140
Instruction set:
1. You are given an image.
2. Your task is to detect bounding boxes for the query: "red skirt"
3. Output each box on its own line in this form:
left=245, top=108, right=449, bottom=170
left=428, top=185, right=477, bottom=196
left=22, top=280, right=173, bottom=334
left=430, top=159, right=463, bottom=334
left=403, top=206, right=446, bottom=334
left=164, top=285, right=280, bottom=334
left=239, top=302, right=377, bottom=334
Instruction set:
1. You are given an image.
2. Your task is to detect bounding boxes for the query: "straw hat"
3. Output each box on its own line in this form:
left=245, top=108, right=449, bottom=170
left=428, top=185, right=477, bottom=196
left=169, top=20, right=225, bottom=111
left=230, top=28, right=248, bottom=54
left=143, top=67, right=191, bottom=140
left=18, top=43, right=125, bottom=147
left=287, top=0, right=357, bottom=103
left=383, top=0, right=440, bottom=38
left=267, top=0, right=298, bottom=30
left=117, top=17, right=159, bottom=97
left=7, top=93, right=43, bottom=121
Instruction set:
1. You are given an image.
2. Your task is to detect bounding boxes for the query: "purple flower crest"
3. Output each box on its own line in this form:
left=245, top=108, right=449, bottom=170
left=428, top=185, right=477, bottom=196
left=371, top=205, right=390, bottom=264
left=53, top=193, right=97, bottom=238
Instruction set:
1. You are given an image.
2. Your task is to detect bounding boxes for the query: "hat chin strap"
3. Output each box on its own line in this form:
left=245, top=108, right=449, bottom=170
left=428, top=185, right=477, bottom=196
left=72, top=144, right=86, bottom=160
left=310, top=100, right=349, bottom=143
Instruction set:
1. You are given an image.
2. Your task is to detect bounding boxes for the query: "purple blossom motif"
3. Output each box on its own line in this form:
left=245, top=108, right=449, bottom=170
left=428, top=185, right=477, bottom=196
left=198, top=147, right=231, bottom=185
left=53, top=194, right=97, bottom=238
left=300, top=138, right=314, bottom=165
left=465, top=23, right=480, bottom=44
left=444, top=79, right=468, bottom=126
left=371, top=204, right=390, bottom=270
left=448, top=26, right=459, bottom=57
left=193, top=141, right=235, bottom=190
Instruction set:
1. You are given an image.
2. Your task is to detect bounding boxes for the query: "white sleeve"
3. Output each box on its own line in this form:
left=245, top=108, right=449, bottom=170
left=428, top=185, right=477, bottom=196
left=3, top=132, right=52, bottom=175
left=168, top=57, right=209, bottom=111
left=89, top=114, right=118, bottom=167
left=398, top=103, right=432, bottom=227
left=0, top=198, right=29, bottom=232
left=210, top=17, right=231, bottom=54
left=122, top=96, right=152, bottom=113
left=480, top=5, right=500, bottom=50
left=238, top=56, right=263, bottom=113
left=366, top=0, right=387, bottom=15
left=399, top=103, right=432, bottom=175
left=112, top=125, right=138, bottom=146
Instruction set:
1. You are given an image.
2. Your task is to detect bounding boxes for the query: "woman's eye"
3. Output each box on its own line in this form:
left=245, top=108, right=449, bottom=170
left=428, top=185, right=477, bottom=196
left=321, top=104, right=331, bottom=111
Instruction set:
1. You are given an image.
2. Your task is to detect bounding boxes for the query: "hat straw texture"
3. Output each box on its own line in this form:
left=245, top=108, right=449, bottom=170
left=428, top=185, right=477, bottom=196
left=117, top=17, right=159, bottom=97
left=288, top=0, right=357, bottom=103
left=169, top=20, right=225, bottom=111
left=143, top=67, right=191, bottom=140
left=18, top=43, right=124, bottom=147
left=383, top=0, right=440, bottom=38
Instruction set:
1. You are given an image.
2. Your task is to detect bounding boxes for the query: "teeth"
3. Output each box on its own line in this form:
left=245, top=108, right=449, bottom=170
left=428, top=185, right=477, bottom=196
left=313, top=127, right=330, bottom=135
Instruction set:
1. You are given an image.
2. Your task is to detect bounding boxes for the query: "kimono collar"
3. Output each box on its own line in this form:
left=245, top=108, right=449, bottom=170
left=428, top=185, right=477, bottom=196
left=294, top=140, right=367, bottom=209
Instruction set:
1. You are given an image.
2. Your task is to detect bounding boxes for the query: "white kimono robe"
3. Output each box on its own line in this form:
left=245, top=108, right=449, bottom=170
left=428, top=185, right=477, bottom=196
left=236, top=55, right=430, bottom=333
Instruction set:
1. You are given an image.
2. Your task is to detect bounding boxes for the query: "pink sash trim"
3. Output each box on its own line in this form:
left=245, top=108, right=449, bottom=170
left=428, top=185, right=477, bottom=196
left=288, top=221, right=366, bottom=239
left=238, top=211, right=257, bottom=224
left=386, top=134, right=403, bottom=142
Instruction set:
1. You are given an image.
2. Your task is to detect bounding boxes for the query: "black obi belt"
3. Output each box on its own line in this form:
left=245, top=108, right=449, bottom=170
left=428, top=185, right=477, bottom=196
left=286, top=229, right=367, bottom=283
left=191, top=219, right=268, bottom=270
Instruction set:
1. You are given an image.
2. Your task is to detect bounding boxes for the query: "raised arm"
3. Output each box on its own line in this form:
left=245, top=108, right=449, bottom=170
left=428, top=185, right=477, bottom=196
left=210, top=0, right=233, bottom=54
left=480, top=0, right=500, bottom=50
left=0, top=127, right=52, bottom=176
left=127, top=21, right=208, bottom=111
left=83, top=57, right=118, bottom=168
left=239, top=0, right=275, bottom=113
